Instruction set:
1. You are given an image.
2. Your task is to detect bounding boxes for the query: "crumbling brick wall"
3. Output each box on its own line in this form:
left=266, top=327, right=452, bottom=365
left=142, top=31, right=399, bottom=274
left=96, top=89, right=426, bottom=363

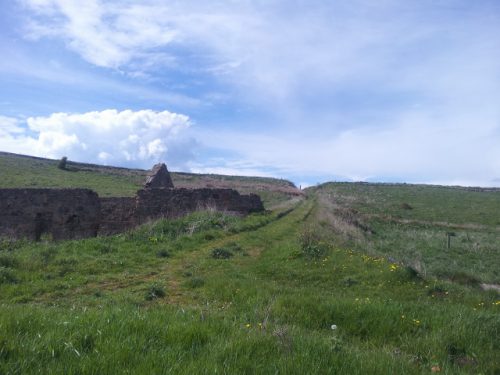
left=98, top=188, right=263, bottom=234
left=0, top=189, right=100, bottom=240
left=134, top=188, right=264, bottom=224
left=0, top=187, right=264, bottom=240
left=99, top=197, right=137, bottom=235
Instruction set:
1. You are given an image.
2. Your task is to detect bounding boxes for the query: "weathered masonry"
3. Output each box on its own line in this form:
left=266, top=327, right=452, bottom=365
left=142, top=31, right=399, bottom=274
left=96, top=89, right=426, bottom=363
left=0, top=188, right=100, bottom=241
left=0, top=163, right=264, bottom=240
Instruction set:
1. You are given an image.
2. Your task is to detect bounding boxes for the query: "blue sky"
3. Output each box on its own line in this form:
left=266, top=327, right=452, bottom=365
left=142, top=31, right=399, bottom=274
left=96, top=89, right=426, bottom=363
left=1, top=0, right=500, bottom=187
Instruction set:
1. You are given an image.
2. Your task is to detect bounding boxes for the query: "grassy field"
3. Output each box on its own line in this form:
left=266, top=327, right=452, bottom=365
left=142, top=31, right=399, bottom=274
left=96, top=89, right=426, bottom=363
left=0, top=152, right=301, bottom=208
left=310, top=183, right=500, bottom=284
left=313, top=182, right=500, bottom=226
left=0, top=157, right=499, bottom=374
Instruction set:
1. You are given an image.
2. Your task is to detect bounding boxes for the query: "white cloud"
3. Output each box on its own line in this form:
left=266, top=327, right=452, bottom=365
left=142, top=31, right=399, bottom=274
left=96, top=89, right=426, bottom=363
left=21, top=0, right=177, bottom=69
left=0, top=116, right=25, bottom=137
left=0, top=116, right=40, bottom=156
left=0, top=109, right=195, bottom=168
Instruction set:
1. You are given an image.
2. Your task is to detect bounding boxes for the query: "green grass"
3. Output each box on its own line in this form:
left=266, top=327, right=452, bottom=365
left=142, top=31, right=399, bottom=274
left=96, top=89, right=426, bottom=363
left=310, top=183, right=500, bottom=284
left=0, top=152, right=144, bottom=197
left=365, top=218, right=500, bottom=283
left=1, top=199, right=499, bottom=374
left=314, top=182, right=500, bottom=226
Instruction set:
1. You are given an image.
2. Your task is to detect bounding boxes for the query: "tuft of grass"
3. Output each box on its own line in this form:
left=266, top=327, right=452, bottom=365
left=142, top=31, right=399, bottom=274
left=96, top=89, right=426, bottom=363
left=437, top=270, right=481, bottom=287
left=39, top=246, right=58, bottom=265
left=224, top=242, right=243, bottom=252
left=75, top=334, right=96, bottom=353
left=0, top=255, right=18, bottom=268
left=0, top=267, right=18, bottom=284
left=298, top=227, right=328, bottom=259
left=211, top=248, right=233, bottom=259
left=96, top=244, right=115, bottom=254
left=403, top=265, right=423, bottom=281
left=342, top=277, right=358, bottom=287
left=427, top=285, right=448, bottom=298
left=145, top=284, right=166, bottom=301
left=156, top=249, right=170, bottom=258
left=185, top=277, right=205, bottom=289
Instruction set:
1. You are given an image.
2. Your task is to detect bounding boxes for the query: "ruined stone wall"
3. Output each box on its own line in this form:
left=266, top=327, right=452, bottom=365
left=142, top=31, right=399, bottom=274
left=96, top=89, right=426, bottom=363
left=0, top=187, right=264, bottom=240
left=0, top=189, right=100, bottom=240
left=134, top=188, right=264, bottom=223
left=99, top=197, right=137, bottom=235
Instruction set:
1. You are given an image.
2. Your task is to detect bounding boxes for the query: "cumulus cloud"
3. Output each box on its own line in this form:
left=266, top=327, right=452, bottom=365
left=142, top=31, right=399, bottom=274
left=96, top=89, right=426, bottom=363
left=0, top=109, right=195, bottom=168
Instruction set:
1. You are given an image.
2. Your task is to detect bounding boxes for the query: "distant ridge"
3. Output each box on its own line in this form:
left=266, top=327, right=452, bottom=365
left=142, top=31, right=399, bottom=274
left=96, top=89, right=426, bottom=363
left=312, top=180, right=500, bottom=193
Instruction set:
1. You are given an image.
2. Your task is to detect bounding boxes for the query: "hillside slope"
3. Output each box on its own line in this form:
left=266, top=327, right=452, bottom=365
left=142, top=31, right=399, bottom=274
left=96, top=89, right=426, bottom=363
left=307, top=182, right=500, bottom=284
left=0, top=152, right=302, bottom=208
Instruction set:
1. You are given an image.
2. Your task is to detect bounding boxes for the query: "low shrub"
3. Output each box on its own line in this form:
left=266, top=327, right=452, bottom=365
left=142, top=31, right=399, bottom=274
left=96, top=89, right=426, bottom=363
left=97, top=244, right=114, bottom=254
left=299, top=227, right=328, bottom=259
left=76, top=334, right=96, bottom=353
left=186, top=277, right=205, bottom=289
left=211, top=248, right=233, bottom=259
left=39, top=246, right=58, bottom=265
left=0, top=267, right=18, bottom=284
left=0, top=255, right=18, bottom=268
left=437, top=270, right=480, bottom=287
left=403, top=265, right=423, bottom=280
left=156, top=249, right=170, bottom=258
left=342, top=277, right=358, bottom=287
left=224, top=242, right=242, bottom=252
left=145, top=284, right=166, bottom=301
left=203, top=232, right=217, bottom=241
left=427, top=285, right=448, bottom=297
